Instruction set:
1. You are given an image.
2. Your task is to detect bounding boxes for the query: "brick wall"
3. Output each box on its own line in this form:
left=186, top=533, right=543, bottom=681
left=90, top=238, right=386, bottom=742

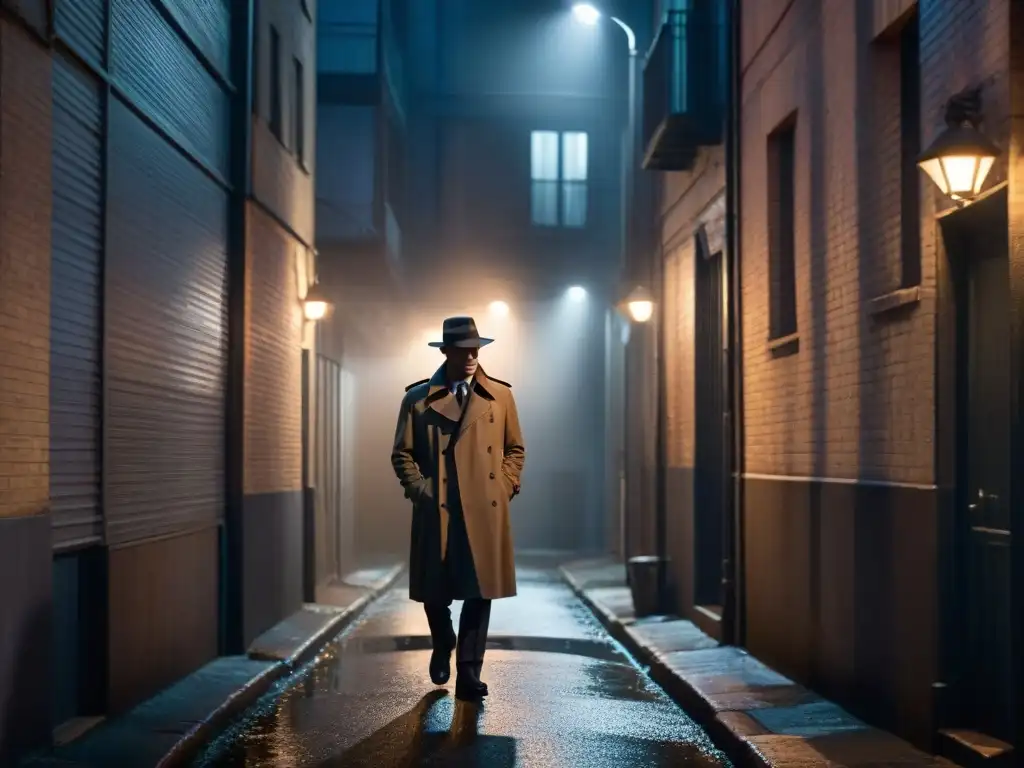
left=661, top=147, right=726, bottom=471
left=0, top=21, right=51, bottom=519
left=243, top=204, right=304, bottom=496
left=739, top=0, right=949, bottom=486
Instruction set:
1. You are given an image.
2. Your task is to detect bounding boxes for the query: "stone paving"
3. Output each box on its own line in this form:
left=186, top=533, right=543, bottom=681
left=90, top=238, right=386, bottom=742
left=560, top=558, right=959, bottom=768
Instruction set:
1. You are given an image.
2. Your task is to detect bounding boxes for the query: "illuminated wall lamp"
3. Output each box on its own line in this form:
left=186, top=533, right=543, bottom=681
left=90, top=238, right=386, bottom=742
left=917, top=86, right=1001, bottom=207
left=620, top=285, right=654, bottom=324
left=303, top=282, right=332, bottom=321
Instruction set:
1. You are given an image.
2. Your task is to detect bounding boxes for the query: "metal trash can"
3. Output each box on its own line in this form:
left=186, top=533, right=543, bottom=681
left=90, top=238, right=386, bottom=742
left=627, top=555, right=667, bottom=617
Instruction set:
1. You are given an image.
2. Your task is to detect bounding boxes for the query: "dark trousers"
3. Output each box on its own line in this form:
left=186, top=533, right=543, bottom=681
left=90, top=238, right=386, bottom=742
left=424, top=598, right=492, bottom=676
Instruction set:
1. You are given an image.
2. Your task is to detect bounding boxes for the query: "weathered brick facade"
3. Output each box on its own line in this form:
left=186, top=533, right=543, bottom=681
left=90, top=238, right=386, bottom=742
left=0, top=20, right=52, bottom=520
left=740, top=0, right=937, bottom=486
left=651, top=0, right=1021, bottom=751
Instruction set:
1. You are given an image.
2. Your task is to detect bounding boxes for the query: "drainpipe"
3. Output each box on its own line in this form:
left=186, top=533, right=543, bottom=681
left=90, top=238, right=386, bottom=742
left=722, top=0, right=745, bottom=646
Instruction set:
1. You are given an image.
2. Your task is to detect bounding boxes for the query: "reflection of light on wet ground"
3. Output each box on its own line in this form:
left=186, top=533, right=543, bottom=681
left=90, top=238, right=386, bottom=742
left=192, top=569, right=730, bottom=768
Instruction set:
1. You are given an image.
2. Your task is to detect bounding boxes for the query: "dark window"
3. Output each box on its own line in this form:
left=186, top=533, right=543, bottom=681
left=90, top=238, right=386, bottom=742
left=294, top=57, right=305, bottom=164
left=899, top=11, right=921, bottom=287
left=269, top=26, right=283, bottom=141
left=252, top=5, right=260, bottom=115
left=767, top=115, right=797, bottom=340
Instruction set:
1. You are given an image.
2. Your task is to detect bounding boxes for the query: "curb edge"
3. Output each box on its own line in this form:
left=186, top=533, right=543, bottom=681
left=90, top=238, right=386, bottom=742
left=156, top=563, right=405, bottom=768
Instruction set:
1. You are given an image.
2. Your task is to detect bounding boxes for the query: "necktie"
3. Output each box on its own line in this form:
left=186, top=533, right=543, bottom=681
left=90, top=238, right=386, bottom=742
left=455, top=381, right=468, bottom=406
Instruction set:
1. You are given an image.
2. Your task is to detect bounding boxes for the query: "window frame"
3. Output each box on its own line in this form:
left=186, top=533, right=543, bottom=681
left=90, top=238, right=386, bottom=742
left=529, top=129, right=589, bottom=228
left=269, top=25, right=284, bottom=142
left=766, top=113, right=798, bottom=343
left=294, top=56, right=306, bottom=167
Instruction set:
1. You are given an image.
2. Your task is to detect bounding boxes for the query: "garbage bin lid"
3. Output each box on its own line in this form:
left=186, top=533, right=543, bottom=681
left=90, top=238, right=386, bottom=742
left=627, top=555, right=666, bottom=564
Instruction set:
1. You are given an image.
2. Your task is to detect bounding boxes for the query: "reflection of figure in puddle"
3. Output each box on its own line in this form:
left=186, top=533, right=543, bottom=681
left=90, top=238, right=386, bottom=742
left=391, top=316, right=526, bottom=701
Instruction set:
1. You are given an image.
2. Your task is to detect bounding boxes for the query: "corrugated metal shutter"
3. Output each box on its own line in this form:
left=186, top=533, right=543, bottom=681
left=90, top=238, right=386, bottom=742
left=54, top=0, right=106, bottom=67
left=314, top=355, right=338, bottom=586
left=243, top=209, right=303, bottom=497
left=105, top=97, right=228, bottom=545
left=110, top=0, right=230, bottom=177
left=160, top=0, right=231, bottom=78
left=50, top=53, right=104, bottom=551
left=314, top=357, right=358, bottom=583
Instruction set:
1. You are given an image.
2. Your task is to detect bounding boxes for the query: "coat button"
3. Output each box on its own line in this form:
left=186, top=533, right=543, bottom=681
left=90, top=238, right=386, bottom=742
left=489, top=472, right=495, bottom=479
left=491, top=500, right=497, bottom=507
left=442, top=478, right=447, bottom=484
left=487, top=446, right=492, bottom=454
left=441, top=503, right=447, bottom=509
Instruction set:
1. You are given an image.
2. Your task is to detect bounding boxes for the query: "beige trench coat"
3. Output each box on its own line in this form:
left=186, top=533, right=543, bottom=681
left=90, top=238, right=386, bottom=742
left=391, top=365, right=526, bottom=601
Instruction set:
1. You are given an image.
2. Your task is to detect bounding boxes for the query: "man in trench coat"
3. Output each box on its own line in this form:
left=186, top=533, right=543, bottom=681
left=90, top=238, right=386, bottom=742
left=390, top=316, right=526, bottom=700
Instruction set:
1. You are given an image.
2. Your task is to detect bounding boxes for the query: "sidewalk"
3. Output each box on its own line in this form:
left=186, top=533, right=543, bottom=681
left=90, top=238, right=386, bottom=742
left=560, top=557, right=956, bottom=768
left=21, top=561, right=405, bottom=768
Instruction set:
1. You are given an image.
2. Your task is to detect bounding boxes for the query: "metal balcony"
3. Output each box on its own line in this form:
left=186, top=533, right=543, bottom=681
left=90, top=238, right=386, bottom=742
left=642, top=6, right=725, bottom=171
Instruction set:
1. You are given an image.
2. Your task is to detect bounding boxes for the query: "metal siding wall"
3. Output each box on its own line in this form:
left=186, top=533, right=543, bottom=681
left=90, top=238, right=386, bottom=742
left=50, top=54, right=104, bottom=550
left=54, top=0, right=107, bottom=66
left=110, top=0, right=230, bottom=177
left=159, top=0, right=231, bottom=77
left=243, top=207, right=303, bottom=498
left=105, top=98, right=228, bottom=545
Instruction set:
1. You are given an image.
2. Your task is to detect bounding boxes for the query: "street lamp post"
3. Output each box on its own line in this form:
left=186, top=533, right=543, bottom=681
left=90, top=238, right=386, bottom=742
left=573, top=4, right=641, bottom=568
left=572, top=3, right=638, bottom=275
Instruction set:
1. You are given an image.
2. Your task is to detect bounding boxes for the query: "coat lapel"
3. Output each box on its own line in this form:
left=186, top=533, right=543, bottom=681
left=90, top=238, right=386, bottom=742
left=425, top=364, right=463, bottom=423
left=457, top=369, right=494, bottom=439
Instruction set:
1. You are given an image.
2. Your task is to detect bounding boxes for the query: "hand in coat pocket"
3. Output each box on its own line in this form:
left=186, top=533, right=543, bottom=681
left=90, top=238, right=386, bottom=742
left=409, top=477, right=434, bottom=506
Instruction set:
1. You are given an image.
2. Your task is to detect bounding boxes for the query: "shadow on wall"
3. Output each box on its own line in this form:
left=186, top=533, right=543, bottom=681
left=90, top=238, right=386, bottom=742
left=0, top=602, right=51, bottom=763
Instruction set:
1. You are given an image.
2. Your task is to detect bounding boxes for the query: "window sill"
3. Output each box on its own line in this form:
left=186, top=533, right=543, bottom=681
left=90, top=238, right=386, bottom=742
left=867, top=286, right=920, bottom=320
left=767, top=332, right=799, bottom=358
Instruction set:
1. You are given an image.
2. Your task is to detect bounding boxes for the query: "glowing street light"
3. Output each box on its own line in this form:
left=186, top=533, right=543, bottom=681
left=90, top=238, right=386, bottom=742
left=488, top=300, right=510, bottom=318
left=572, top=2, right=601, bottom=25
left=303, top=282, right=331, bottom=321
left=918, top=87, right=1000, bottom=206
left=567, top=285, right=587, bottom=302
left=620, top=285, right=654, bottom=323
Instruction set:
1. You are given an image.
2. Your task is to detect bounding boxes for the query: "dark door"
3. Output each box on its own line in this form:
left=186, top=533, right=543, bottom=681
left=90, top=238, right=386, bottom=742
left=693, top=233, right=726, bottom=610
left=959, top=221, right=1013, bottom=742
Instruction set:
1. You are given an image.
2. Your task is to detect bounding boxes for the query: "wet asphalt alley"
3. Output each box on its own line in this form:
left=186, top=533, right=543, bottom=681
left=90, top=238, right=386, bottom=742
left=191, top=567, right=730, bottom=767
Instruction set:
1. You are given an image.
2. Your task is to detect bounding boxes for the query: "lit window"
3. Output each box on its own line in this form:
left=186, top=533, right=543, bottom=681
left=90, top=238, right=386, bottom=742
left=530, top=130, right=588, bottom=228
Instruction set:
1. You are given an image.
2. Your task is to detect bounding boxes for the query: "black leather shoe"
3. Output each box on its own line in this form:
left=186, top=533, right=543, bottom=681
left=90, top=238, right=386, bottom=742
left=455, top=663, right=488, bottom=700
left=429, top=629, right=457, bottom=685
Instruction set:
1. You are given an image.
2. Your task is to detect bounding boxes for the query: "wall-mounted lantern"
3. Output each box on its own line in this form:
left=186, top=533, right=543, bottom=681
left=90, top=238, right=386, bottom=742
left=303, top=281, right=332, bottom=321
left=620, top=285, right=655, bottom=323
left=917, top=86, right=1001, bottom=206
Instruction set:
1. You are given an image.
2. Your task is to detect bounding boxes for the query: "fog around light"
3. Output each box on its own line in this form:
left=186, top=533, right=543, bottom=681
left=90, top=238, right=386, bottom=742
left=567, top=286, right=587, bottom=302
left=572, top=3, right=600, bottom=25
left=489, top=300, right=510, bottom=317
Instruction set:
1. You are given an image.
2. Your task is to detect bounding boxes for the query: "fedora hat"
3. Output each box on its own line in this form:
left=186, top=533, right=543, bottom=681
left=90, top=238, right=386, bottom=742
left=427, top=316, right=494, bottom=348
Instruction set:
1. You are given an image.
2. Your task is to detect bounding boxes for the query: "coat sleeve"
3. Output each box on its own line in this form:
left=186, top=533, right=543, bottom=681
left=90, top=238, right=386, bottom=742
left=391, top=391, right=430, bottom=503
left=501, top=391, right=526, bottom=494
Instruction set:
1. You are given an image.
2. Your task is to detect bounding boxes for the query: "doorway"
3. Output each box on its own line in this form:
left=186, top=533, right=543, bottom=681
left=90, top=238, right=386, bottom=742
left=946, top=189, right=1014, bottom=746
left=693, top=228, right=727, bottom=617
